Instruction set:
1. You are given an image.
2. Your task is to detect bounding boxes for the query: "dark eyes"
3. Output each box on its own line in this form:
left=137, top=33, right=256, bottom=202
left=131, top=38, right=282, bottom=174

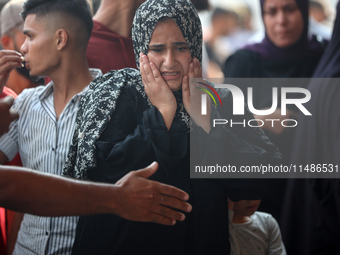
left=283, top=6, right=297, bottom=13
left=264, top=5, right=298, bottom=16
left=264, top=9, right=277, bottom=16
left=149, top=46, right=189, bottom=53
left=149, top=48, right=163, bottom=53
left=25, top=34, right=33, bottom=39
left=177, top=46, right=189, bottom=52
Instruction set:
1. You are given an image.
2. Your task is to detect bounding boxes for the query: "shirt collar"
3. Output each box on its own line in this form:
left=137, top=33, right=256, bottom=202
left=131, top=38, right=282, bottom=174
left=39, top=68, right=102, bottom=102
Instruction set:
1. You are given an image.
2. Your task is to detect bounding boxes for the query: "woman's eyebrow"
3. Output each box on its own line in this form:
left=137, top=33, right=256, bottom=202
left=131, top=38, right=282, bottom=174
left=265, top=2, right=297, bottom=10
left=149, top=42, right=187, bottom=48
left=173, top=42, right=187, bottom=46
left=149, top=44, right=165, bottom=48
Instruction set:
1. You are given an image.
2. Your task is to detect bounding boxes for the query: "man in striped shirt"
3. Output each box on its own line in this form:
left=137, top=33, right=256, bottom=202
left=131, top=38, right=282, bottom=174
left=0, top=0, right=100, bottom=253
left=0, top=0, right=191, bottom=254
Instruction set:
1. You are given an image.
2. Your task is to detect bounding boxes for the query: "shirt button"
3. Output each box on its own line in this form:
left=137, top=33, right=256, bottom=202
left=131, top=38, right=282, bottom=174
left=45, top=231, right=49, bottom=235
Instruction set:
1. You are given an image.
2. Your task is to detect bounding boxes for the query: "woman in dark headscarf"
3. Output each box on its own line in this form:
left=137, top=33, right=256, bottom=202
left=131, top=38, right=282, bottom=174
left=64, top=0, right=281, bottom=254
left=223, top=0, right=325, bottom=79
left=223, top=0, right=325, bottom=156
left=222, top=0, right=326, bottom=226
left=222, top=0, right=326, bottom=166
left=281, top=1, right=340, bottom=254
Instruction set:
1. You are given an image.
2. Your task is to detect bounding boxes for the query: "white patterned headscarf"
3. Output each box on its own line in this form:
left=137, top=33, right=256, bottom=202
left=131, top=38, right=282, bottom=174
left=132, top=0, right=203, bottom=68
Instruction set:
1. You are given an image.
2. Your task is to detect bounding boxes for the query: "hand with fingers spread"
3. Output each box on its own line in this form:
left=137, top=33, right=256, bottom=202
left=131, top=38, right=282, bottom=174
left=0, top=96, right=19, bottom=136
left=140, top=53, right=177, bottom=130
left=182, top=57, right=211, bottom=133
left=0, top=50, right=24, bottom=92
left=114, top=162, right=192, bottom=226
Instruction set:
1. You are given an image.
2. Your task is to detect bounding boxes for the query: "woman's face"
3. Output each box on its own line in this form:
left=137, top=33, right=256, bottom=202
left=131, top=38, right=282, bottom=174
left=147, top=19, right=192, bottom=92
left=263, top=0, right=304, bottom=48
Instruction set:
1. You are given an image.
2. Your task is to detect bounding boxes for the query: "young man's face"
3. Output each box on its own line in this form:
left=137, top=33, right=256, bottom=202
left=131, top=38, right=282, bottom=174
left=20, top=14, right=58, bottom=77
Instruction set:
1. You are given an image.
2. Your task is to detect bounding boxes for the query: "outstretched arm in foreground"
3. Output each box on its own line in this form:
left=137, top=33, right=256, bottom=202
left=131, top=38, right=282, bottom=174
left=0, top=162, right=192, bottom=226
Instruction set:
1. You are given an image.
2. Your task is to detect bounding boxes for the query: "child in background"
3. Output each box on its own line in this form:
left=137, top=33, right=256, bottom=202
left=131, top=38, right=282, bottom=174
left=228, top=199, right=286, bottom=255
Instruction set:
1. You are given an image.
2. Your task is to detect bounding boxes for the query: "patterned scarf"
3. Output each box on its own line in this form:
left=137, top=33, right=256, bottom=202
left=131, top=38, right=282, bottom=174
left=63, top=0, right=202, bottom=179
left=132, top=0, right=202, bottom=66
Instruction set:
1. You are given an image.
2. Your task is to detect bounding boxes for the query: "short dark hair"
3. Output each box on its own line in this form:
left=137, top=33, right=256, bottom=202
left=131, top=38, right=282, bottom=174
left=21, top=0, right=93, bottom=41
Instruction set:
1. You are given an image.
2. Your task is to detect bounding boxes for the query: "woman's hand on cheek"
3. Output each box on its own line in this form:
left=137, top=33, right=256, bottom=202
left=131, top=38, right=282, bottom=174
left=140, top=53, right=177, bottom=130
left=182, top=57, right=202, bottom=112
left=182, top=57, right=211, bottom=133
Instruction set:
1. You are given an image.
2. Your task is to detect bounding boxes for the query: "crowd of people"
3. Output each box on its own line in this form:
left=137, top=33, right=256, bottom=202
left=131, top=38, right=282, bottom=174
left=0, top=0, right=339, bottom=254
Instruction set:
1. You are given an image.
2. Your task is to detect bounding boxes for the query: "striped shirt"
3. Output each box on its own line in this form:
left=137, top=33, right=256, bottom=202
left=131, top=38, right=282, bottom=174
left=0, top=69, right=101, bottom=255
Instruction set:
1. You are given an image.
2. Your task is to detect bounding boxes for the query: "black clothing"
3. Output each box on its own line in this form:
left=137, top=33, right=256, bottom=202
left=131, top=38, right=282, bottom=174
left=70, top=83, right=281, bottom=255
left=282, top=80, right=340, bottom=255
left=66, top=0, right=281, bottom=254
left=223, top=48, right=322, bottom=162
left=222, top=47, right=323, bottom=228
left=282, top=2, right=340, bottom=253
left=223, top=49, right=321, bottom=79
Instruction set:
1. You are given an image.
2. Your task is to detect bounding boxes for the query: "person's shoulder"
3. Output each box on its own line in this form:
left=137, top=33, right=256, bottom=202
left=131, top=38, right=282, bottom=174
left=5, top=85, right=46, bottom=113
left=233, top=48, right=259, bottom=57
left=91, top=68, right=140, bottom=87
left=88, top=68, right=139, bottom=94
left=84, top=68, right=142, bottom=107
left=223, top=49, right=260, bottom=78
left=253, top=211, right=274, bottom=219
left=15, top=85, right=46, bottom=103
left=227, top=48, right=260, bottom=63
left=252, top=211, right=279, bottom=230
left=252, top=211, right=275, bottom=220
left=20, top=85, right=46, bottom=96
left=224, top=48, right=260, bottom=69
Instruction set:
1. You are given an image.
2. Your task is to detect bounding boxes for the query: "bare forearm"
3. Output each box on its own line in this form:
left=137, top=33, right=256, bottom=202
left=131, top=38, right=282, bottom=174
left=0, top=166, right=118, bottom=216
left=0, top=163, right=192, bottom=225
